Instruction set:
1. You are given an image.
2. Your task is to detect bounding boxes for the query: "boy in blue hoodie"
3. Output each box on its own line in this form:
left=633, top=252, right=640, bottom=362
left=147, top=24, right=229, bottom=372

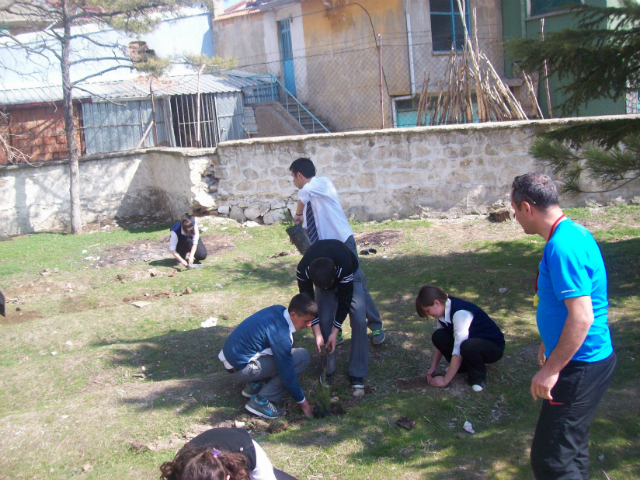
left=219, top=293, right=317, bottom=420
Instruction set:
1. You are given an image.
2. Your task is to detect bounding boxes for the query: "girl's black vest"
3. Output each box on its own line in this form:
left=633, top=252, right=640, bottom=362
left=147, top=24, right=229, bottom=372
left=438, top=297, right=505, bottom=349
left=170, top=220, right=195, bottom=242
left=187, top=428, right=257, bottom=471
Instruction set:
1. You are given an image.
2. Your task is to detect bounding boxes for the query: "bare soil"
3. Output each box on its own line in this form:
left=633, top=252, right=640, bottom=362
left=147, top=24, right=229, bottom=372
left=89, top=234, right=236, bottom=266
left=354, top=230, right=402, bottom=246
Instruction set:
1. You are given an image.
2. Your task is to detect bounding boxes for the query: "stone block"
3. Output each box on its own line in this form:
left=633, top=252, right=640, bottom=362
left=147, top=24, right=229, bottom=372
left=236, top=181, right=252, bottom=192
left=485, top=144, right=499, bottom=156
left=263, top=208, right=286, bottom=224
left=334, top=151, right=350, bottom=164
left=217, top=205, right=230, bottom=215
left=244, top=207, right=261, bottom=221
left=243, top=168, right=259, bottom=180
left=410, top=143, right=431, bottom=158
left=357, top=173, right=376, bottom=189
left=229, top=206, right=245, bottom=223
left=333, top=175, right=351, bottom=189
left=213, top=165, right=228, bottom=178
left=271, top=166, right=287, bottom=178
left=270, top=198, right=286, bottom=209
left=315, top=150, right=333, bottom=166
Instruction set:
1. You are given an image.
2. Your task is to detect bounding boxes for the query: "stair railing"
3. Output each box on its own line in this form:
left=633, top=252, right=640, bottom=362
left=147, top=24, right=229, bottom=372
left=238, top=74, right=330, bottom=134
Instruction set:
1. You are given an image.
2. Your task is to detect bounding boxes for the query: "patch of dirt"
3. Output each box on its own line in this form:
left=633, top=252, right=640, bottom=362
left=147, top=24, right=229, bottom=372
left=7, top=278, right=86, bottom=297
left=354, top=230, right=402, bottom=247
left=90, top=234, right=235, bottom=266
left=394, top=375, right=430, bottom=390
left=0, top=308, right=44, bottom=325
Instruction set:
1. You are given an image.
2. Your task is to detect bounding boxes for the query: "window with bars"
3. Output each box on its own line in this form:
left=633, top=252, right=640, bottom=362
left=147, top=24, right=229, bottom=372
left=430, top=0, right=471, bottom=53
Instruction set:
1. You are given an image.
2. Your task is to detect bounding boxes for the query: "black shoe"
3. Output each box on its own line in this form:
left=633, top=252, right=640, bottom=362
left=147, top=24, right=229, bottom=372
left=350, top=376, right=365, bottom=389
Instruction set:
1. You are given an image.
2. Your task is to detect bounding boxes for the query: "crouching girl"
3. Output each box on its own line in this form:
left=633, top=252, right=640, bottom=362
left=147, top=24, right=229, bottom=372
left=416, top=285, right=505, bottom=392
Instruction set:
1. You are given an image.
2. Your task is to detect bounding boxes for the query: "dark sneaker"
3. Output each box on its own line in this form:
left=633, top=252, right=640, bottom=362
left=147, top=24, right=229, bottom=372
left=336, top=330, right=345, bottom=346
left=372, top=329, right=385, bottom=345
left=320, top=372, right=334, bottom=388
left=241, top=381, right=265, bottom=398
left=245, top=395, right=284, bottom=420
left=350, top=376, right=365, bottom=389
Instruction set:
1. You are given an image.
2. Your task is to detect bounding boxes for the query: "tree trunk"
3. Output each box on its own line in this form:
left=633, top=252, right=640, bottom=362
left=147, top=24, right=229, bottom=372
left=61, top=0, right=82, bottom=234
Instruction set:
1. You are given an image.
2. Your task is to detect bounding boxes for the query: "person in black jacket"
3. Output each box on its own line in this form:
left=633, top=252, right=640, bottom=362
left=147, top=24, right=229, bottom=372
left=415, top=285, right=505, bottom=392
left=159, top=427, right=297, bottom=480
left=297, top=239, right=368, bottom=390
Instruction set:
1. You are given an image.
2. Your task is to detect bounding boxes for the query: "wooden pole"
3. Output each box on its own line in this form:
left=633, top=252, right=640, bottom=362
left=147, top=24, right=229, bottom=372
left=541, top=18, right=553, bottom=118
left=378, top=34, right=385, bottom=129
left=196, top=64, right=205, bottom=148
left=150, top=78, right=158, bottom=146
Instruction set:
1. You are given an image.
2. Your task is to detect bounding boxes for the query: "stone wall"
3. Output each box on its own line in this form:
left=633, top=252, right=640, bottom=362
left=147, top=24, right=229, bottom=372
left=213, top=115, right=640, bottom=223
left=0, top=148, right=217, bottom=237
left=2, top=115, right=640, bottom=238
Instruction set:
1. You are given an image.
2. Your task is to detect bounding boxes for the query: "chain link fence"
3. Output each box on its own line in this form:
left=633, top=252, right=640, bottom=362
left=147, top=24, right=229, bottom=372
left=231, top=29, right=507, bottom=133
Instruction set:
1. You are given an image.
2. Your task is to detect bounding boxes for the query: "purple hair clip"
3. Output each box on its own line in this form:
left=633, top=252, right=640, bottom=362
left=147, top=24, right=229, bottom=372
left=211, top=448, right=222, bottom=457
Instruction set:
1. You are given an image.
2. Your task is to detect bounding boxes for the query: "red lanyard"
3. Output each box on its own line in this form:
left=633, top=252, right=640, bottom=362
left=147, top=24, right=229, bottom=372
left=534, top=214, right=566, bottom=294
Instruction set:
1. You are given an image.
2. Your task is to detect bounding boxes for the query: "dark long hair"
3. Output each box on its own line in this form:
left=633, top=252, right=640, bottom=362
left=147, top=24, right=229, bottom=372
left=181, top=214, right=195, bottom=237
left=415, top=285, right=448, bottom=317
left=159, top=444, right=251, bottom=480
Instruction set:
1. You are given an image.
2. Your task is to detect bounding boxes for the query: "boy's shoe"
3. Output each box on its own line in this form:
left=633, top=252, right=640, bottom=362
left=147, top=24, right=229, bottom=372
left=350, top=376, right=365, bottom=389
left=241, top=381, right=265, bottom=398
left=471, top=380, right=486, bottom=392
left=372, top=329, right=385, bottom=345
left=245, top=394, right=284, bottom=420
left=336, top=331, right=345, bottom=346
left=320, top=373, right=334, bottom=387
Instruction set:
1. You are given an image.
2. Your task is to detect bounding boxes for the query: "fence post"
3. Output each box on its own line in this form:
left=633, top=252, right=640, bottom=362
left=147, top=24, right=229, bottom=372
left=150, top=78, right=158, bottom=146
left=540, top=18, right=553, bottom=118
left=378, top=33, right=385, bottom=129
left=196, top=64, right=205, bottom=148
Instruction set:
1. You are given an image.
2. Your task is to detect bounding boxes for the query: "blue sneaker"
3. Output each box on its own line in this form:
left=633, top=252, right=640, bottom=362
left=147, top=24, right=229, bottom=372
left=242, top=381, right=264, bottom=398
left=245, top=395, right=284, bottom=420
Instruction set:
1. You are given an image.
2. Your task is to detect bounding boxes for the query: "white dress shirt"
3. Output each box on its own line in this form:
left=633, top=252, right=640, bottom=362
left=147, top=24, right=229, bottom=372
left=436, top=298, right=474, bottom=357
left=298, top=176, right=354, bottom=242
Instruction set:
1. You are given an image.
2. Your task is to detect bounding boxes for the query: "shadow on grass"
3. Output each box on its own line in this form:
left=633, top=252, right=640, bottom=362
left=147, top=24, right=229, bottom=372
left=96, top=236, right=639, bottom=479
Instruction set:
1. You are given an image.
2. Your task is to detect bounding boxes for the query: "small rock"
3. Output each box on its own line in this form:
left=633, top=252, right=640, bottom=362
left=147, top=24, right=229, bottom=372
left=215, top=283, right=223, bottom=289
left=16, top=307, right=21, bottom=312
left=82, top=464, right=92, bottom=473
left=141, top=366, right=146, bottom=371
left=185, top=287, right=193, bottom=295
left=234, top=420, right=245, bottom=428
left=148, top=268, right=160, bottom=277
left=131, top=301, right=152, bottom=308
left=463, top=421, right=475, bottom=434
left=353, top=389, right=365, bottom=397
left=82, top=250, right=87, bottom=254
left=396, top=416, right=416, bottom=430
left=488, top=208, right=513, bottom=222
left=330, top=396, right=340, bottom=403
left=131, top=441, right=150, bottom=451
left=499, top=288, right=508, bottom=294
left=201, top=317, right=218, bottom=328
left=50, top=351, right=57, bottom=356
left=65, top=341, right=72, bottom=346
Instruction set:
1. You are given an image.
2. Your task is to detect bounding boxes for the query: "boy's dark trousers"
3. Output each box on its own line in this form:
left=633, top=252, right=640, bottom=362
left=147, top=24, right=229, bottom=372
left=431, top=328, right=503, bottom=384
left=176, top=237, right=207, bottom=262
left=530, top=352, right=616, bottom=480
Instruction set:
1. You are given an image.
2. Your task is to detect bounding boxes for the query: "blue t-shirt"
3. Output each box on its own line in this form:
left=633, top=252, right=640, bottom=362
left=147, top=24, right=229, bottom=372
left=536, top=219, right=613, bottom=362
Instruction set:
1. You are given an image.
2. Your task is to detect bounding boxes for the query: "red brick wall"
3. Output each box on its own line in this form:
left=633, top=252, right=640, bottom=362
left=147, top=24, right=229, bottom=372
left=0, top=103, right=85, bottom=165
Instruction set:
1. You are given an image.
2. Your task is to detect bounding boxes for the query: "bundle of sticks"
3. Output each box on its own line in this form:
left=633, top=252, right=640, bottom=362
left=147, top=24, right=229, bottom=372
left=416, top=3, right=539, bottom=126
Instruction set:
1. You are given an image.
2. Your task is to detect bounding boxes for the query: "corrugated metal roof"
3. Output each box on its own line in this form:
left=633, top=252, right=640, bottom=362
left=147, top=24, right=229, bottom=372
left=0, top=73, right=243, bottom=106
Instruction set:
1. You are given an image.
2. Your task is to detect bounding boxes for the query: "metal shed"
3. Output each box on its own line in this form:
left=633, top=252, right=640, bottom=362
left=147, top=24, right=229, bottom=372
left=79, top=73, right=245, bottom=153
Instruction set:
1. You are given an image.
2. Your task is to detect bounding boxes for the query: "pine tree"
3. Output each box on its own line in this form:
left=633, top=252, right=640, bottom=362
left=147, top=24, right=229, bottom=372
left=507, top=0, right=640, bottom=195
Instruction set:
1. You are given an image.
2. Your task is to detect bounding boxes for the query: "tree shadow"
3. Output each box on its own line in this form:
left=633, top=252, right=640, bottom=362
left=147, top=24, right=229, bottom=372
left=95, top=235, right=639, bottom=478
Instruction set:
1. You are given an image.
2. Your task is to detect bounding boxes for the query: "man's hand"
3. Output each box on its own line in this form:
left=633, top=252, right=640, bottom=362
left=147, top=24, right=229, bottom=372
left=180, top=258, right=188, bottom=267
left=429, top=376, right=449, bottom=388
left=299, top=399, right=313, bottom=418
left=312, top=325, right=324, bottom=354
left=293, top=214, right=303, bottom=226
left=425, top=366, right=437, bottom=383
left=538, top=342, right=547, bottom=368
left=326, top=330, right=338, bottom=354
left=531, top=366, right=558, bottom=401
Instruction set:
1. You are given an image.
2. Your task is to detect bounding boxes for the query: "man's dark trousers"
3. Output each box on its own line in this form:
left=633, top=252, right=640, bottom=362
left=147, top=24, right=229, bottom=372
left=530, top=352, right=616, bottom=480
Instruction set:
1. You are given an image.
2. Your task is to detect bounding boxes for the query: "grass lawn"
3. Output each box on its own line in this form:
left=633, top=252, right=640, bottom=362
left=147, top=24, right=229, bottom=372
left=0, top=205, right=638, bottom=480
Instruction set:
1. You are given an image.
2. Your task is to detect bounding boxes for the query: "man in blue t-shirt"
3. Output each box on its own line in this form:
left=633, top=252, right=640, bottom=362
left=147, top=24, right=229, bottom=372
left=511, top=173, right=616, bottom=480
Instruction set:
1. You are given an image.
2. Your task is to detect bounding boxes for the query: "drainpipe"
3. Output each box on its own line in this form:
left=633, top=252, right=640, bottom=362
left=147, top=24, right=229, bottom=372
left=406, top=10, right=416, bottom=96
